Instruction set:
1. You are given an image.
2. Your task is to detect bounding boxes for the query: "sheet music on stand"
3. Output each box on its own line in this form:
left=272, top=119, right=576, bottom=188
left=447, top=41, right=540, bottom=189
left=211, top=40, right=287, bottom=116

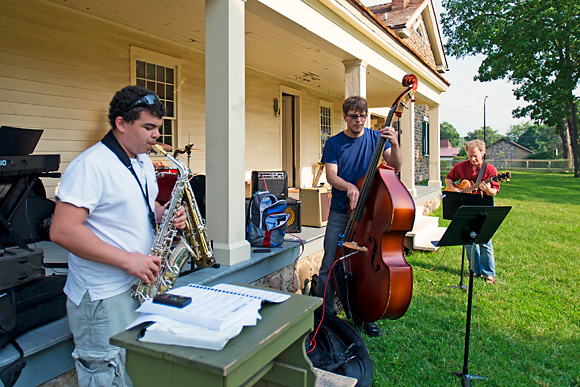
left=128, top=283, right=290, bottom=350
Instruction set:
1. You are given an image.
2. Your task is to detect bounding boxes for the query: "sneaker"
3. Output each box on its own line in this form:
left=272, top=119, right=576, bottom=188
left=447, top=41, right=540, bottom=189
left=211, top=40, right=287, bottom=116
left=354, top=320, right=383, bottom=337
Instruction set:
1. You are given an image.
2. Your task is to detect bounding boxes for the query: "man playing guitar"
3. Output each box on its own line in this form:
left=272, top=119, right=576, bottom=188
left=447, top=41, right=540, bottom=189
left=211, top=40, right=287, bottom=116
left=445, top=139, right=500, bottom=284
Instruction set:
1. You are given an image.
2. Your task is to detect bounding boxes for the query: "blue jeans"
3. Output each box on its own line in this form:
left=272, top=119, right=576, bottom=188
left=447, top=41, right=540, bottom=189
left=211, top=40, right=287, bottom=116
left=67, top=290, right=140, bottom=387
left=316, top=211, right=349, bottom=314
left=466, top=239, right=496, bottom=277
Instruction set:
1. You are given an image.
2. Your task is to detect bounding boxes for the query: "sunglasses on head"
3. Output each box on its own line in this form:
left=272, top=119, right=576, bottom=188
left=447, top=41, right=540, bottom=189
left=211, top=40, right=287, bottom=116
left=122, top=94, right=160, bottom=114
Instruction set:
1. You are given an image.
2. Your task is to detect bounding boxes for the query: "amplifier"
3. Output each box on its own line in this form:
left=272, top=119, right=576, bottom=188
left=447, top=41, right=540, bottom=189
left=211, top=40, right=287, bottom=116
left=251, top=171, right=288, bottom=200
left=285, top=198, right=302, bottom=233
left=299, top=187, right=331, bottom=227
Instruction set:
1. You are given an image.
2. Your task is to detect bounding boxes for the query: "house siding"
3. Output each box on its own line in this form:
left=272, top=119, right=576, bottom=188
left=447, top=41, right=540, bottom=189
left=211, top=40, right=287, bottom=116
left=0, top=0, right=204, bottom=194
left=1, top=0, right=346, bottom=196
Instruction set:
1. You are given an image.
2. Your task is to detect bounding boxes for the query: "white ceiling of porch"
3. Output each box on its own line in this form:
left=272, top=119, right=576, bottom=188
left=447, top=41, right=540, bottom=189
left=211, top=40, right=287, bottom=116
left=51, top=0, right=406, bottom=103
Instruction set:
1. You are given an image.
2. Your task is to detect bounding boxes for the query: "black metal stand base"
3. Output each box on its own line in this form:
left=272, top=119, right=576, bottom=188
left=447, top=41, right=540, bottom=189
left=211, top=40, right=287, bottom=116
left=452, top=247, right=489, bottom=386
left=452, top=371, right=488, bottom=387
left=438, top=206, right=511, bottom=387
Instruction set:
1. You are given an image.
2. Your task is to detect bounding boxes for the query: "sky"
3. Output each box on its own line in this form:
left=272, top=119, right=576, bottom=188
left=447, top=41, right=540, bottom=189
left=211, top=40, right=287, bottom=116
left=359, top=0, right=530, bottom=137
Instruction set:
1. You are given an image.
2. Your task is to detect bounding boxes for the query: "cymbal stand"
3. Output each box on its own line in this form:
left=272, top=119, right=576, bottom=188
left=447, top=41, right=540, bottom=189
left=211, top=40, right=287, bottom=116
left=173, top=143, right=194, bottom=169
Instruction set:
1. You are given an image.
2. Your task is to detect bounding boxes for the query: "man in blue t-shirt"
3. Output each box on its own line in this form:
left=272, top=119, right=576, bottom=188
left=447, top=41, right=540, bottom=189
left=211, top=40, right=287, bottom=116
left=316, top=96, right=402, bottom=337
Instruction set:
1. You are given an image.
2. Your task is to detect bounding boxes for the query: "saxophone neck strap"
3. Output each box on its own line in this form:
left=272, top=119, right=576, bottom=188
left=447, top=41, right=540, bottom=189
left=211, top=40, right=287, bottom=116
left=101, top=130, right=157, bottom=231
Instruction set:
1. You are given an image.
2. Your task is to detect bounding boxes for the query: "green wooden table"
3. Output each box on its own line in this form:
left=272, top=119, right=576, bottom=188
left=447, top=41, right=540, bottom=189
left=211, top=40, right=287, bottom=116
left=111, top=289, right=322, bottom=387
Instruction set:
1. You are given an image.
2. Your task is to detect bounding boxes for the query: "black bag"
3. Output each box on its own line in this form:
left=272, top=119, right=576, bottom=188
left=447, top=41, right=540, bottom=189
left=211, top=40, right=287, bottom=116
left=0, top=340, right=26, bottom=387
left=0, top=275, right=67, bottom=348
left=0, top=248, right=44, bottom=291
left=306, top=306, right=373, bottom=387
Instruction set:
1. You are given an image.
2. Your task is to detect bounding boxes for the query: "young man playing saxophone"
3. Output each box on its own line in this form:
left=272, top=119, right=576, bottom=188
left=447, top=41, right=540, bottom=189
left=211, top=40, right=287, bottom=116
left=50, top=85, right=187, bottom=386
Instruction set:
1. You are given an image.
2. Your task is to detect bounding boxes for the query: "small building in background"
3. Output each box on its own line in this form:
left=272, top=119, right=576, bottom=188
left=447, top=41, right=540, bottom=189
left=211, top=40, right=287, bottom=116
left=440, top=139, right=461, bottom=162
left=487, top=139, right=535, bottom=161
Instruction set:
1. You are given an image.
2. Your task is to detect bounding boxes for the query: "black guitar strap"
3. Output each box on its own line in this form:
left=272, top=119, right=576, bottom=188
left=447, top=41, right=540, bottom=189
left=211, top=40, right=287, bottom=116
left=101, top=130, right=157, bottom=231
left=475, top=161, right=487, bottom=184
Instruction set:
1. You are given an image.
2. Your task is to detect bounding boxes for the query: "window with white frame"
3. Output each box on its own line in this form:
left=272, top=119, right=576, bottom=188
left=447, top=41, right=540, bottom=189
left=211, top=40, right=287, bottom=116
left=414, top=19, right=428, bottom=44
left=131, top=48, right=179, bottom=148
left=320, top=101, right=333, bottom=156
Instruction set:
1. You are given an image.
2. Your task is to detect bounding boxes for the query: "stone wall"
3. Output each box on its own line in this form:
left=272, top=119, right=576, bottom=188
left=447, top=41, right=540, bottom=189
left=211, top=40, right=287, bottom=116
left=252, top=250, right=324, bottom=295
left=406, top=27, right=437, bottom=69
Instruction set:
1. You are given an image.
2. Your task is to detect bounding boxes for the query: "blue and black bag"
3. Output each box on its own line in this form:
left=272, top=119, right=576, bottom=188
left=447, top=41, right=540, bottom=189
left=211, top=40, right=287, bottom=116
left=246, top=191, right=289, bottom=248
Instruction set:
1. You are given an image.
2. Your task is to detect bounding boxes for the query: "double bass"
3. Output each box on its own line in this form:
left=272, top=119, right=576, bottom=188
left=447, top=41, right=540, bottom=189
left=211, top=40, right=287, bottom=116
left=335, top=74, right=417, bottom=323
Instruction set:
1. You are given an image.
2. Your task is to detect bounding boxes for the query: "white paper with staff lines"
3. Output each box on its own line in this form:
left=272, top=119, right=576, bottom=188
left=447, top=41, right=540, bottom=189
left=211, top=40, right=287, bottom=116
left=211, top=283, right=291, bottom=303
left=135, top=284, right=263, bottom=332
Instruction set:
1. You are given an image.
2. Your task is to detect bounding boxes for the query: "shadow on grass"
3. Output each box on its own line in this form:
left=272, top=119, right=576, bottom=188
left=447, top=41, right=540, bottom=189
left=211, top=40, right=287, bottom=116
left=363, top=283, right=580, bottom=386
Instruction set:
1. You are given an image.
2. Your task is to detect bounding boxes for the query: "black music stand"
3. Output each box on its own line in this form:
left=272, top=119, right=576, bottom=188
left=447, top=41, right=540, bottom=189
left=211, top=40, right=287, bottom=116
left=436, top=205, right=511, bottom=386
left=442, top=192, right=494, bottom=291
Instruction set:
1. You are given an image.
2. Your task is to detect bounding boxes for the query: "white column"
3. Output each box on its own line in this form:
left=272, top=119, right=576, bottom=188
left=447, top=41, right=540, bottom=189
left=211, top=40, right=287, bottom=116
left=428, top=105, right=442, bottom=188
left=399, top=102, right=416, bottom=197
left=205, top=0, right=250, bottom=265
left=343, top=59, right=368, bottom=98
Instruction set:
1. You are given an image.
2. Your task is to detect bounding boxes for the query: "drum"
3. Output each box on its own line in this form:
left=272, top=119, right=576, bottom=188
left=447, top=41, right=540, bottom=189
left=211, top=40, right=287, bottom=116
left=156, top=172, right=178, bottom=206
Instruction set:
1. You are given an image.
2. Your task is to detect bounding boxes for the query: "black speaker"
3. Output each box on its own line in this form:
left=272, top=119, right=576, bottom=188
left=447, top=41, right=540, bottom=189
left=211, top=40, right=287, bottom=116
left=285, top=197, right=301, bottom=233
left=251, top=171, right=288, bottom=200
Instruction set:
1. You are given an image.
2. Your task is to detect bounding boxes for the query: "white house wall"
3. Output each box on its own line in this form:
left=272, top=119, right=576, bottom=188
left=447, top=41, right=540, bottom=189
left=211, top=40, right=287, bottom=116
left=0, top=0, right=346, bottom=194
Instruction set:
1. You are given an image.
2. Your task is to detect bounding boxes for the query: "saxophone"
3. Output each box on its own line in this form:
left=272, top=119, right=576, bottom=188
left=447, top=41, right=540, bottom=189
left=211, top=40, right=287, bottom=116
left=131, top=144, right=198, bottom=303
left=171, top=143, right=215, bottom=268
left=182, top=180, right=216, bottom=268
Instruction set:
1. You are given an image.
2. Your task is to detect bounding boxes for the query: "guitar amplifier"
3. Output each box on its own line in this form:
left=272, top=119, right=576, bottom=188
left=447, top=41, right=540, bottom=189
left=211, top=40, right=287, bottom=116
left=251, top=171, right=288, bottom=200
left=300, top=187, right=331, bottom=227
left=285, top=198, right=302, bottom=233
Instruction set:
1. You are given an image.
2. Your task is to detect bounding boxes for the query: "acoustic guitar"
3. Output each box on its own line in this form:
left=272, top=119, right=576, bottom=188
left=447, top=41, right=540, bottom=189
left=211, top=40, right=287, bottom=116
left=445, top=171, right=511, bottom=194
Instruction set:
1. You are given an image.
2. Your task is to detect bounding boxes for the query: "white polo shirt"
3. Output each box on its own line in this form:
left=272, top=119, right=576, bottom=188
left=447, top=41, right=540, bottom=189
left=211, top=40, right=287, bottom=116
left=56, top=142, right=158, bottom=305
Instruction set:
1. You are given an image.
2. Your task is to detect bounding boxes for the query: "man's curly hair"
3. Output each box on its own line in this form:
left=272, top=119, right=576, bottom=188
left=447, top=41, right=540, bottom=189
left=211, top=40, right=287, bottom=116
left=108, top=85, right=166, bottom=129
left=342, top=96, right=368, bottom=116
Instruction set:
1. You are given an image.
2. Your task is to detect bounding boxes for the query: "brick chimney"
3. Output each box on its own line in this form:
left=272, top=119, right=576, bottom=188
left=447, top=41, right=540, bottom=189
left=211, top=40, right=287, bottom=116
left=391, top=0, right=410, bottom=11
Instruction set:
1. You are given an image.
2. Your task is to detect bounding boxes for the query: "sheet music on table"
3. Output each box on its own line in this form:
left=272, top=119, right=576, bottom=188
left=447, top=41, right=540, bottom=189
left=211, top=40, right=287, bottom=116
left=134, top=283, right=290, bottom=332
left=129, top=283, right=291, bottom=350
left=135, top=284, right=259, bottom=331
left=211, top=283, right=291, bottom=303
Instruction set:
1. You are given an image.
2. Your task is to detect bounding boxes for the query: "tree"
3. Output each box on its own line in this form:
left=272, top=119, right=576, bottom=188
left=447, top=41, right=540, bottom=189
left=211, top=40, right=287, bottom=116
left=440, top=121, right=461, bottom=147
left=506, top=122, right=534, bottom=143
left=507, top=122, right=560, bottom=155
left=441, top=0, right=580, bottom=177
left=465, top=127, right=503, bottom=145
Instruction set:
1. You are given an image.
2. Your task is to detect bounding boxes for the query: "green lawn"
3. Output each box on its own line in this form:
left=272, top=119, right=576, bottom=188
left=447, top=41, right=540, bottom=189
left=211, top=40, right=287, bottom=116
left=365, top=171, right=580, bottom=386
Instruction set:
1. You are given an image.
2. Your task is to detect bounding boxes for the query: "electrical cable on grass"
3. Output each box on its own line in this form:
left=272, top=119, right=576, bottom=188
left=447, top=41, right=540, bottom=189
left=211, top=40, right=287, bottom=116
left=425, top=246, right=448, bottom=272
